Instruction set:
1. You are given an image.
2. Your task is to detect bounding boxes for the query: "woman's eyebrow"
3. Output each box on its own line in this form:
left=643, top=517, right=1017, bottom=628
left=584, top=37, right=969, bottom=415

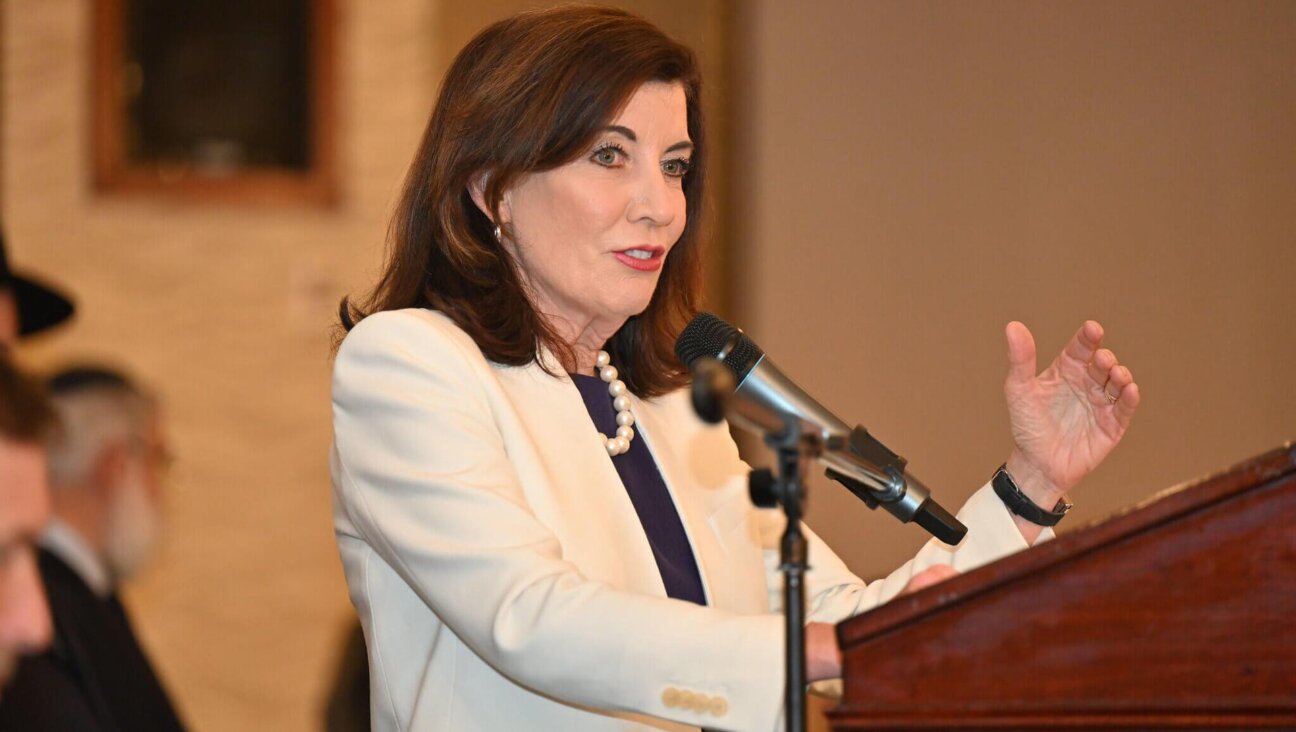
left=603, top=124, right=637, bottom=141
left=601, top=125, right=693, bottom=154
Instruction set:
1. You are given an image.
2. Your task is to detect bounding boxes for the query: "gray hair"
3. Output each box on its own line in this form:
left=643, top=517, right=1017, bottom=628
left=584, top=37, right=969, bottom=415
left=45, top=366, right=156, bottom=489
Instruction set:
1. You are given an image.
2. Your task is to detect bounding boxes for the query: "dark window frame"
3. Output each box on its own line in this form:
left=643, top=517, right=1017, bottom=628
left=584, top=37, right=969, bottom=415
left=91, top=0, right=338, bottom=206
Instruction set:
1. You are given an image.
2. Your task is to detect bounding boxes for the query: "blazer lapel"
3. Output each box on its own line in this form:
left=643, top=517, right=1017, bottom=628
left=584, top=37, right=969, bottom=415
left=491, top=361, right=667, bottom=598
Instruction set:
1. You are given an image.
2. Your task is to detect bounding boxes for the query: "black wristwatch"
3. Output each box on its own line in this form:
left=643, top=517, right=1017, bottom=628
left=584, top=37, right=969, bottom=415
left=991, top=464, right=1072, bottom=527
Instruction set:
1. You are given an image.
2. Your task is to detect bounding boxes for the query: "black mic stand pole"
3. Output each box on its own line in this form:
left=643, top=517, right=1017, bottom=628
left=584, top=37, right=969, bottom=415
left=686, top=357, right=819, bottom=732
left=749, top=423, right=820, bottom=732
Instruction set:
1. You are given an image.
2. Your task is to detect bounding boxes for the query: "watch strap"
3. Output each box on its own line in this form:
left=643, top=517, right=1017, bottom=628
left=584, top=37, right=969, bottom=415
left=991, top=463, right=1071, bottom=527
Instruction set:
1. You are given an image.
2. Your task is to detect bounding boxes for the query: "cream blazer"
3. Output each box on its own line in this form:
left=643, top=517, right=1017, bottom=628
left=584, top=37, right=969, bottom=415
left=330, top=309, right=1048, bottom=732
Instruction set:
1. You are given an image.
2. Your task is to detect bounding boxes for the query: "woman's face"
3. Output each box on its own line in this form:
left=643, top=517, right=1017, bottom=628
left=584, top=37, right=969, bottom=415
left=497, top=81, right=692, bottom=342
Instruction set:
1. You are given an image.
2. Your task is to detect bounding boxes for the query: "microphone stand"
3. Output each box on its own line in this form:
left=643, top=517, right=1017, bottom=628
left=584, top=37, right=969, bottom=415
left=749, top=422, right=821, bottom=732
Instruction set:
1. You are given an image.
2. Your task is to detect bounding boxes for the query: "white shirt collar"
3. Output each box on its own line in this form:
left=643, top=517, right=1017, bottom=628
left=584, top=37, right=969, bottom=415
left=39, top=518, right=114, bottom=599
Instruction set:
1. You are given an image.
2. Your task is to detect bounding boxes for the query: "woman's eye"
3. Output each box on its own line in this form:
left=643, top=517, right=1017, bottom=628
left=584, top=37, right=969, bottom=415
left=591, top=144, right=624, bottom=167
left=662, top=158, right=692, bottom=178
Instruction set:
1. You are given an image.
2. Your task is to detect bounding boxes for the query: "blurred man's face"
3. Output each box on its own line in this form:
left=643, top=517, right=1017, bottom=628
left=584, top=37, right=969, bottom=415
left=0, top=290, right=18, bottom=348
left=0, top=439, right=52, bottom=692
left=104, top=409, right=170, bottom=581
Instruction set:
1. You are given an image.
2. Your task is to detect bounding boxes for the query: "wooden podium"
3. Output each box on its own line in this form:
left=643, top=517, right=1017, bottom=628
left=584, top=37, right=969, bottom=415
left=831, top=443, right=1296, bottom=730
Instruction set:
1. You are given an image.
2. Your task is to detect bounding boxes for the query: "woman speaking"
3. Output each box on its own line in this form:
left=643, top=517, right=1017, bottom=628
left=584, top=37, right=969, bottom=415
left=330, top=6, right=1139, bottom=731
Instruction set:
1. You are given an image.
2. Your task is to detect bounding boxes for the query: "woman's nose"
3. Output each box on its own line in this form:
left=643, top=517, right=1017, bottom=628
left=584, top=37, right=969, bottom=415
left=626, top=168, right=679, bottom=228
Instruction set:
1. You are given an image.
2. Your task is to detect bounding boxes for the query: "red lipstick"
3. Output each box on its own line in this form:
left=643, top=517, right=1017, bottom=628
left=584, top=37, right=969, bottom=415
left=614, top=246, right=665, bottom=272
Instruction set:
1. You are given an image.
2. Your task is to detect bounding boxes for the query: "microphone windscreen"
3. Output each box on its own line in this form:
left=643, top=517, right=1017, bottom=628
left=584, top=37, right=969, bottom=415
left=675, top=313, right=763, bottom=380
left=688, top=357, right=734, bottom=424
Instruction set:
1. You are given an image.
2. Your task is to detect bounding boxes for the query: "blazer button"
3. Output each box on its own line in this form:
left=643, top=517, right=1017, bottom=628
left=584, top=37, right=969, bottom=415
left=679, top=690, right=698, bottom=710
left=709, top=696, right=729, bottom=716
left=662, top=688, right=681, bottom=708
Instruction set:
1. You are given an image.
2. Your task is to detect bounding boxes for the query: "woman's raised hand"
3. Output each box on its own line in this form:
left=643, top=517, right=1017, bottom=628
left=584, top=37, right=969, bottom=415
left=1001, top=320, right=1140, bottom=517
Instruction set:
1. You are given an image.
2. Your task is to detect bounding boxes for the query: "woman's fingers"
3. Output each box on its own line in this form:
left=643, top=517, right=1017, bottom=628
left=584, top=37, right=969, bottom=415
left=1086, top=348, right=1118, bottom=395
left=1106, top=363, right=1140, bottom=425
left=901, top=564, right=960, bottom=595
left=805, top=622, right=842, bottom=682
left=1063, top=320, right=1104, bottom=367
left=1004, top=321, right=1038, bottom=387
left=1089, top=354, right=1140, bottom=426
left=1114, top=381, right=1141, bottom=424
left=1107, top=363, right=1134, bottom=392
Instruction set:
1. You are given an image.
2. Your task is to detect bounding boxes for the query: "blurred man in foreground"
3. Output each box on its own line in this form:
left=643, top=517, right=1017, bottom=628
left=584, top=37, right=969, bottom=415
left=0, top=223, right=76, bottom=698
left=0, top=358, right=56, bottom=696
left=0, top=366, right=185, bottom=730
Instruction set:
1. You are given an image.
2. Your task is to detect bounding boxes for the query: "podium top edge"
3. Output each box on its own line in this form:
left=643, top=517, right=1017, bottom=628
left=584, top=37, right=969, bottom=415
left=836, top=441, right=1296, bottom=649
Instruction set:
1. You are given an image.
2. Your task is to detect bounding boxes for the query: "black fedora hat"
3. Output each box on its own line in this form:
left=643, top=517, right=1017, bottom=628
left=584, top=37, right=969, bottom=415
left=0, top=229, right=74, bottom=336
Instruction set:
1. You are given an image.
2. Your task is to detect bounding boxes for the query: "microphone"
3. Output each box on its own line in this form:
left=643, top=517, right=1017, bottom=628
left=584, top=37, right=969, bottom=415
left=675, top=312, right=967, bottom=545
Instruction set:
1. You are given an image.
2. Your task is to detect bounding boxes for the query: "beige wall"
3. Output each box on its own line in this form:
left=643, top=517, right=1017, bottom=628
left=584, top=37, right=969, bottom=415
left=4, top=1, right=1293, bottom=730
left=735, top=0, right=1296, bottom=584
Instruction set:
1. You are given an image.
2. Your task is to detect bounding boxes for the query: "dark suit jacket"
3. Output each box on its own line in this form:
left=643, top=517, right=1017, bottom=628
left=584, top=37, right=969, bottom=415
left=0, top=549, right=186, bottom=731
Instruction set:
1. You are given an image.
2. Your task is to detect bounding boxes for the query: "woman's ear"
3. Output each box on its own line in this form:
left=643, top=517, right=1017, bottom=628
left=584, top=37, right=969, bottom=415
left=467, top=171, right=491, bottom=220
left=467, top=171, right=510, bottom=226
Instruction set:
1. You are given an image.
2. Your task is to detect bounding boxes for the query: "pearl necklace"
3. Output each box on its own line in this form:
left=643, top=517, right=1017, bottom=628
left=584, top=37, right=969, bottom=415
left=594, top=350, right=635, bottom=456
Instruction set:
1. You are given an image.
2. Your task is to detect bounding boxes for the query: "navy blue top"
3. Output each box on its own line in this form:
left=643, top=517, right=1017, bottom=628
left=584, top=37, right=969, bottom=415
left=571, top=373, right=707, bottom=606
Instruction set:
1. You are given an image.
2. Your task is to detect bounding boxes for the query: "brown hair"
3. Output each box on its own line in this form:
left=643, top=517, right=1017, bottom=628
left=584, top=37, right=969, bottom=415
left=339, top=5, right=704, bottom=397
left=0, top=355, right=56, bottom=445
